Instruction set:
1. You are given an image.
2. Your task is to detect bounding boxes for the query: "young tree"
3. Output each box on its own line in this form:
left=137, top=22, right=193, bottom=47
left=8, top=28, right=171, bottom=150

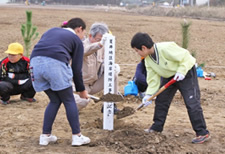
left=181, top=19, right=205, bottom=68
left=21, top=10, right=39, bottom=57
left=181, top=19, right=191, bottom=50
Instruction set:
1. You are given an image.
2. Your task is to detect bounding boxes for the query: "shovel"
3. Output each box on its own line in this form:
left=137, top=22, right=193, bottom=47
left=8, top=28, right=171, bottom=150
left=136, top=78, right=176, bottom=110
left=88, top=94, right=101, bottom=102
left=116, top=78, right=176, bottom=119
left=88, top=93, right=124, bottom=103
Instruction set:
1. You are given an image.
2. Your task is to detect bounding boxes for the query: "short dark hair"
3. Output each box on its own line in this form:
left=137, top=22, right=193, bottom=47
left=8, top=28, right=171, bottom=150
left=61, top=18, right=86, bottom=30
left=131, top=32, right=154, bottom=50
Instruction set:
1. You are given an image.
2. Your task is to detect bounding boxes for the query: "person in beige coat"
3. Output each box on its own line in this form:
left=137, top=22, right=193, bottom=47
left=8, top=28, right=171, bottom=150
left=79, top=22, right=121, bottom=112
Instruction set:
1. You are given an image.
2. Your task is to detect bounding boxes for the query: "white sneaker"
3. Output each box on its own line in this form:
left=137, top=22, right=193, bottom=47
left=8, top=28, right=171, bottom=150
left=72, top=134, right=91, bottom=146
left=39, top=134, right=57, bottom=145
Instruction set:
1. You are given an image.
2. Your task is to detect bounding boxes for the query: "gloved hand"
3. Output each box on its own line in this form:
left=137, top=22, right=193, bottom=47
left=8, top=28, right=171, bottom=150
left=8, top=72, right=15, bottom=79
left=173, top=72, right=185, bottom=81
left=142, top=94, right=153, bottom=107
left=18, top=78, right=29, bottom=85
left=114, top=64, right=120, bottom=76
left=99, top=33, right=108, bottom=46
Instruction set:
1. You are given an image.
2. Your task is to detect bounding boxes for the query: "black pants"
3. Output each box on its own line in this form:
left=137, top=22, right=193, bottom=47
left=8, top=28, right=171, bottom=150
left=0, top=80, right=36, bottom=101
left=150, top=66, right=209, bottom=136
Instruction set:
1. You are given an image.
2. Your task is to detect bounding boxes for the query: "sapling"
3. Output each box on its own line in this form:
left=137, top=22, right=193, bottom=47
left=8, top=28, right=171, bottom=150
left=21, top=10, right=39, bottom=57
left=181, top=19, right=205, bottom=68
left=181, top=19, right=191, bottom=49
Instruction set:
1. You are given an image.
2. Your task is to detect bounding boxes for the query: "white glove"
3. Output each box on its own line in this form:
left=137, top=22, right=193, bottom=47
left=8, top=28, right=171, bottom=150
left=18, top=78, right=29, bottom=85
left=114, top=64, right=120, bottom=76
left=8, top=73, right=15, bottom=79
left=74, top=94, right=90, bottom=111
left=173, top=72, right=185, bottom=81
left=99, top=33, right=108, bottom=46
left=142, top=95, right=153, bottom=107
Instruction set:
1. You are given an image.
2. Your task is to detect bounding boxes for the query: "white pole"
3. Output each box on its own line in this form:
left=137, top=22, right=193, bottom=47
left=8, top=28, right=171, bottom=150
left=103, top=34, right=115, bottom=130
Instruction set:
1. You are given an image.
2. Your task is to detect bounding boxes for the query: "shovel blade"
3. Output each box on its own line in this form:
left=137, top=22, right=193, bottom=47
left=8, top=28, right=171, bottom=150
left=88, top=94, right=100, bottom=102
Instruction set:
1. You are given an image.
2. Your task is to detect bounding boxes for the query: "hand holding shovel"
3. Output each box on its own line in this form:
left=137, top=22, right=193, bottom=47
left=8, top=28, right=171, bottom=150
left=136, top=78, right=176, bottom=110
left=116, top=78, right=176, bottom=119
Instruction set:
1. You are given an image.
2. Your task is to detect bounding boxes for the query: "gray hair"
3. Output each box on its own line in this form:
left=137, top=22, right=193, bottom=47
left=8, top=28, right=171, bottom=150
left=89, top=22, right=109, bottom=37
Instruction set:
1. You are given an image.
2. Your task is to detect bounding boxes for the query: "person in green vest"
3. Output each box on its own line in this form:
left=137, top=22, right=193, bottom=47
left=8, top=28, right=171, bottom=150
left=130, top=32, right=210, bottom=144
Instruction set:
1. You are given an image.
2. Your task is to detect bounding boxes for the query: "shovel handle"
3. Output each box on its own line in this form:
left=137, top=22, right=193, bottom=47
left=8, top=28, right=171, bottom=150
left=136, top=78, right=176, bottom=110
left=164, top=78, right=176, bottom=88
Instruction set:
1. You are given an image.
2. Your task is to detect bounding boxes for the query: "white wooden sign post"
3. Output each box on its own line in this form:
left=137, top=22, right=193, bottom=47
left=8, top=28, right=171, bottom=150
left=103, top=34, right=115, bottom=130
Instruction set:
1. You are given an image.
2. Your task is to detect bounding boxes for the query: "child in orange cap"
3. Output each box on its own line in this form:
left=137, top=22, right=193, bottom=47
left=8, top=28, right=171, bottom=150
left=0, top=42, right=36, bottom=104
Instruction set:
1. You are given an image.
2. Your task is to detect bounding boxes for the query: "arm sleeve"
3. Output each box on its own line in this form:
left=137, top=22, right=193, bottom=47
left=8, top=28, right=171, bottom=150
left=0, top=61, right=18, bottom=84
left=83, top=42, right=102, bottom=57
left=71, top=41, right=85, bottom=92
left=162, top=42, right=196, bottom=75
left=146, top=67, right=161, bottom=95
left=4, top=77, right=19, bottom=85
left=135, top=61, right=147, bottom=86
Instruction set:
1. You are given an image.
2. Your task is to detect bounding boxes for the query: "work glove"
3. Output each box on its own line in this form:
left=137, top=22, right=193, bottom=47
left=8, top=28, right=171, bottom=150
left=99, top=33, right=108, bottom=46
left=74, top=94, right=90, bottom=111
left=18, top=78, right=29, bottom=85
left=8, top=72, right=15, bottom=79
left=173, top=72, right=185, bottom=81
left=114, top=64, right=120, bottom=76
left=139, top=92, right=146, bottom=99
left=142, top=94, right=153, bottom=107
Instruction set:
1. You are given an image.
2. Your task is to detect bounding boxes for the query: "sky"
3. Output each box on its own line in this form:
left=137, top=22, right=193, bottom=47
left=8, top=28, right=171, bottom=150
left=0, top=0, right=9, bottom=4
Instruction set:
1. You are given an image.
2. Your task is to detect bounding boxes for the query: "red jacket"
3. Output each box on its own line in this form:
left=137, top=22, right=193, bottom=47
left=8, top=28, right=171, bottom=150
left=0, top=56, right=30, bottom=85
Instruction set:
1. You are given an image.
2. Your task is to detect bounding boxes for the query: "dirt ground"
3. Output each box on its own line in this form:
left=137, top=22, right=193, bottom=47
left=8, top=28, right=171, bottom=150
left=0, top=4, right=225, bottom=154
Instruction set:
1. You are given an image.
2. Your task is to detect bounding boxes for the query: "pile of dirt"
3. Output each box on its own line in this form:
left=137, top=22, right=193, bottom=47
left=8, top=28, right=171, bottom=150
left=116, top=106, right=136, bottom=119
left=100, top=93, right=124, bottom=102
left=89, top=128, right=169, bottom=153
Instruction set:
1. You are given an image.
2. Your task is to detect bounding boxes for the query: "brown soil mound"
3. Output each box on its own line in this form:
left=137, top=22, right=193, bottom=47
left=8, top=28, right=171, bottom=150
left=116, top=106, right=136, bottom=119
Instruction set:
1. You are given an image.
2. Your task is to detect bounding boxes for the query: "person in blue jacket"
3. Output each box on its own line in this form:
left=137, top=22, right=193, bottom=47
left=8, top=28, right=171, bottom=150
left=133, top=58, right=147, bottom=98
left=30, top=18, right=90, bottom=146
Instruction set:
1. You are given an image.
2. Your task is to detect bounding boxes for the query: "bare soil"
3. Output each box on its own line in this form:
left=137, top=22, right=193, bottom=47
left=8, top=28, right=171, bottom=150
left=0, top=4, right=225, bottom=154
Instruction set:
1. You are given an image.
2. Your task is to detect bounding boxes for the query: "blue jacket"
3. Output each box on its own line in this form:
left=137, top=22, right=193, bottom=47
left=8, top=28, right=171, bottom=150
left=31, top=27, right=85, bottom=91
left=134, top=59, right=147, bottom=92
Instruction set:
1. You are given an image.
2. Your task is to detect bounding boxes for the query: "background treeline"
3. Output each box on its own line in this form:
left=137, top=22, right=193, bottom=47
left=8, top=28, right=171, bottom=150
left=8, top=0, right=121, bottom=5
left=7, top=0, right=225, bottom=6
